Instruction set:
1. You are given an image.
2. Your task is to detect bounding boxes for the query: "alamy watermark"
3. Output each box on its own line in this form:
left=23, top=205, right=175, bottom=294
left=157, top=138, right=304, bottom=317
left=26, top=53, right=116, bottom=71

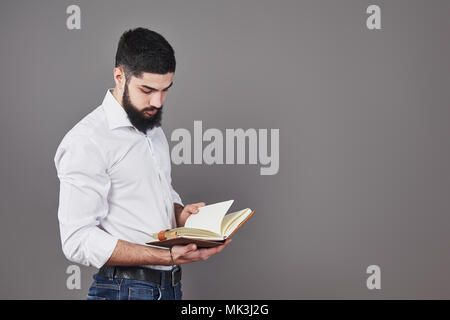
left=66, top=265, right=81, bottom=290
left=67, top=4, right=381, bottom=31
left=171, top=121, right=279, bottom=176
left=366, top=5, right=381, bottom=30
left=366, top=265, right=381, bottom=290
left=66, top=5, right=81, bottom=30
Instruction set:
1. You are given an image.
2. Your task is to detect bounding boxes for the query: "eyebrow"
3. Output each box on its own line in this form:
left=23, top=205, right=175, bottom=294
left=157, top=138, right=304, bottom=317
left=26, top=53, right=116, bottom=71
left=140, top=82, right=173, bottom=91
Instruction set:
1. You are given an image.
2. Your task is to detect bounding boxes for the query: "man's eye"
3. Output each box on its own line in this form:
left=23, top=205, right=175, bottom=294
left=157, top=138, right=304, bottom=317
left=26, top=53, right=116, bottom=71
left=142, top=90, right=152, bottom=94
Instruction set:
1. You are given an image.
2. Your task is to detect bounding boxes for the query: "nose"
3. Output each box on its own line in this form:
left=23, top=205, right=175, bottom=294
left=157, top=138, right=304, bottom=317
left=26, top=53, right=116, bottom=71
left=149, top=91, right=163, bottom=109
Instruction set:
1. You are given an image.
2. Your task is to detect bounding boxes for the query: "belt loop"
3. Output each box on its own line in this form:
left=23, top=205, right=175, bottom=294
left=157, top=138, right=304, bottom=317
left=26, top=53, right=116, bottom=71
left=104, top=266, right=113, bottom=280
left=112, top=266, right=117, bottom=279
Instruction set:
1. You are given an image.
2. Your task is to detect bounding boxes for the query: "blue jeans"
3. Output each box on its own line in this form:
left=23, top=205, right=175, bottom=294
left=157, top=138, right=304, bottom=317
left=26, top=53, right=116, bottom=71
left=86, top=268, right=183, bottom=300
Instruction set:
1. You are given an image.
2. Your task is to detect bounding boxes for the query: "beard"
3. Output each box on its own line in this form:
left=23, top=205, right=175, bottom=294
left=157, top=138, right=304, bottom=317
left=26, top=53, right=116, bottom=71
left=122, top=84, right=163, bottom=134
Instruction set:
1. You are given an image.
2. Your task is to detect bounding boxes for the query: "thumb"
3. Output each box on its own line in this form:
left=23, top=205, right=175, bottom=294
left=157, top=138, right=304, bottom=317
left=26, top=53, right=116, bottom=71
left=186, top=243, right=197, bottom=252
left=173, top=243, right=197, bottom=257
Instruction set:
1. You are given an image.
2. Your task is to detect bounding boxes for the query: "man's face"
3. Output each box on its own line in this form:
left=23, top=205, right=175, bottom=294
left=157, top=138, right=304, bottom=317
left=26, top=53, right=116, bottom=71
left=122, top=72, right=174, bottom=133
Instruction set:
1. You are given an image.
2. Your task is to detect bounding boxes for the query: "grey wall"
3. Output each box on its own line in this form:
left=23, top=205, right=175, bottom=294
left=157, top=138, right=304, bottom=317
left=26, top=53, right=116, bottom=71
left=1, top=0, right=449, bottom=299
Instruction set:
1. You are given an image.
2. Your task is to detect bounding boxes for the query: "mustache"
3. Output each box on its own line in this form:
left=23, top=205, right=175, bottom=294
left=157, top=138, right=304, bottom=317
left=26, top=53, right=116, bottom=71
left=141, top=105, right=163, bottom=113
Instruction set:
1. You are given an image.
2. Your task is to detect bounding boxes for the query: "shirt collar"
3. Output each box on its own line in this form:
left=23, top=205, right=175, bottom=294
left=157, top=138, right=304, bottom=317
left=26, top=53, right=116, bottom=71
left=102, top=88, right=134, bottom=130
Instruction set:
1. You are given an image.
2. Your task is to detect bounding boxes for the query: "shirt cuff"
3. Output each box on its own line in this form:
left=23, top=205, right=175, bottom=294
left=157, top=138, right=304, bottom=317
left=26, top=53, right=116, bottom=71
left=171, top=190, right=183, bottom=207
left=85, top=227, right=119, bottom=268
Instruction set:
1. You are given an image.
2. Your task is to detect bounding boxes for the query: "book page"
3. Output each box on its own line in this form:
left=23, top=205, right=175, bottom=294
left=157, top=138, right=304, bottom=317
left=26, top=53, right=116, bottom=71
left=173, top=227, right=221, bottom=238
left=181, top=234, right=226, bottom=241
left=184, top=199, right=234, bottom=235
left=150, top=227, right=223, bottom=240
left=221, top=208, right=252, bottom=237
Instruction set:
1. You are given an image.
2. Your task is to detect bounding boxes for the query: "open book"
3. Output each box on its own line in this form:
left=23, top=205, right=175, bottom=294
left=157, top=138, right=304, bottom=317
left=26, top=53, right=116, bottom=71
left=146, top=200, right=254, bottom=248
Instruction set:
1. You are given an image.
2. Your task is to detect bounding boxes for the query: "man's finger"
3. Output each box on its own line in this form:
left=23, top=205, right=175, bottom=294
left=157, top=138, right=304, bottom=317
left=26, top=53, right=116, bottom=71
left=217, top=239, right=231, bottom=252
left=189, top=202, right=206, bottom=214
left=206, top=239, right=231, bottom=255
left=216, top=239, right=232, bottom=252
left=185, top=243, right=197, bottom=252
left=192, top=202, right=206, bottom=208
left=189, top=206, right=200, bottom=214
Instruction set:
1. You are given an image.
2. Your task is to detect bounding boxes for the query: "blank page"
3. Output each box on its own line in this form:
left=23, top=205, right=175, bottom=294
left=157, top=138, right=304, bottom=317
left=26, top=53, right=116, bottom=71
left=184, top=200, right=234, bottom=235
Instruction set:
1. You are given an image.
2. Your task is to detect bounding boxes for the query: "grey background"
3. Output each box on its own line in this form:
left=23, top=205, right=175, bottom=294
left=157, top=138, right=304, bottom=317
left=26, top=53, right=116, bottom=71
left=1, top=0, right=449, bottom=299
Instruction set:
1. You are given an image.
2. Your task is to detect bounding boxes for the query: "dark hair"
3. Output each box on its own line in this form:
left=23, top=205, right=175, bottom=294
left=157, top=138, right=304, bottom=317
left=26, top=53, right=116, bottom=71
left=115, top=28, right=176, bottom=80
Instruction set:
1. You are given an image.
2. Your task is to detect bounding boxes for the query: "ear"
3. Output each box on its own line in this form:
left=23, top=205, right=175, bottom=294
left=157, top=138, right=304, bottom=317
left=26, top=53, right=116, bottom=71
left=113, top=66, right=126, bottom=90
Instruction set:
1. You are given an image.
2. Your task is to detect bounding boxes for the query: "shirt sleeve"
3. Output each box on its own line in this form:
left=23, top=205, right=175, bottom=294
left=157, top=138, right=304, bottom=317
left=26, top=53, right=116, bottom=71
left=54, top=134, right=119, bottom=268
left=159, top=128, right=184, bottom=207
left=170, top=184, right=184, bottom=207
left=166, top=166, right=184, bottom=207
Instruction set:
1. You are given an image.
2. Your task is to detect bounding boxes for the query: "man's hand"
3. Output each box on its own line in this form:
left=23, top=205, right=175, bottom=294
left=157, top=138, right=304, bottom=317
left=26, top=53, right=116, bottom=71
left=175, top=202, right=206, bottom=227
left=170, top=239, right=232, bottom=264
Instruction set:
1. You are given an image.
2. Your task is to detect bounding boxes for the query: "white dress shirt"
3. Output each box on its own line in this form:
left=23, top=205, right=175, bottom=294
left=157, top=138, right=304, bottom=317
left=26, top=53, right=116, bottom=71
left=54, top=89, right=183, bottom=270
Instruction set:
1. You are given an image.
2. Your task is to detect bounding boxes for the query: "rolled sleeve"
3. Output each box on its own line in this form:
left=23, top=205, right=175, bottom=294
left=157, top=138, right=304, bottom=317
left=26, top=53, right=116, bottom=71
left=170, top=186, right=183, bottom=207
left=54, top=134, right=118, bottom=268
left=160, top=128, right=184, bottom=207
left=166, top=169, right=183, bottom=206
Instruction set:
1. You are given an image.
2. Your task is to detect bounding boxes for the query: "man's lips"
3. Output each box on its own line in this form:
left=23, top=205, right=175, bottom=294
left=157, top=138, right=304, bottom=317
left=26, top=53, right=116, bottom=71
left=144, top=109, right=157, bottom=116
